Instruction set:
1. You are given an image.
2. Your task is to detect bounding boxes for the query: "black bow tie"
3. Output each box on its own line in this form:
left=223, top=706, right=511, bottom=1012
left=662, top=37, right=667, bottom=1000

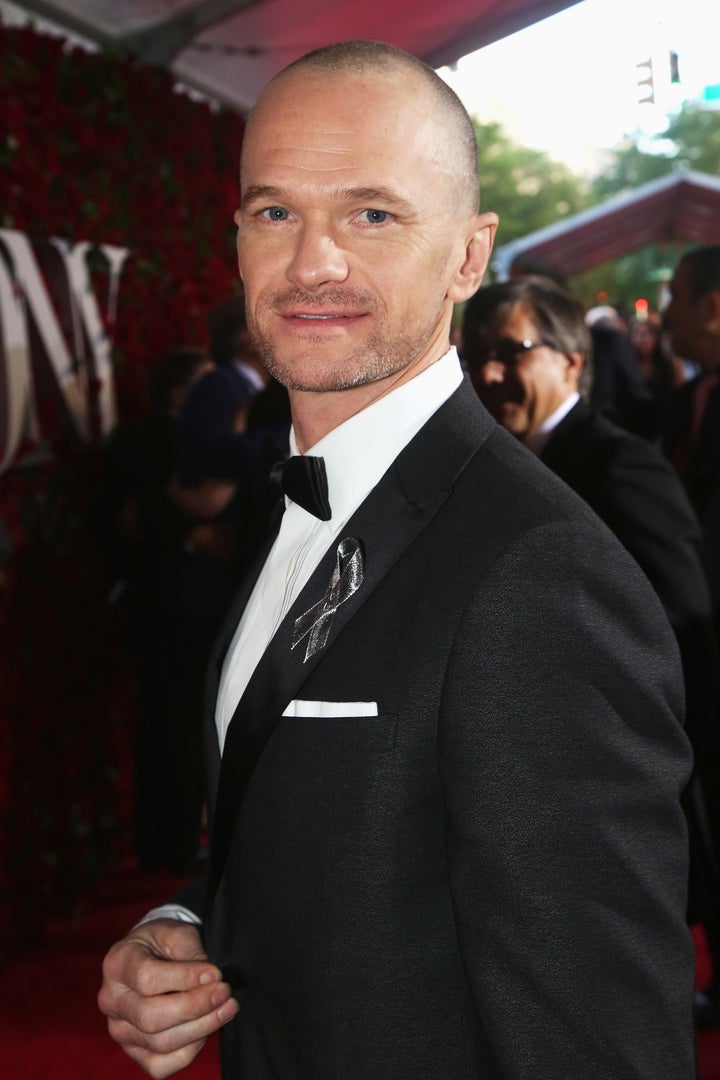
left=270, top=455, right=332, bottom=521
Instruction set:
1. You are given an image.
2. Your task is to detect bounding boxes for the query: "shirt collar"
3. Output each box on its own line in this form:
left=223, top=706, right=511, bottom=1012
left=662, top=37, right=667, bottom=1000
left=288, top=348, right=463, bottom=526
left=524, top=392, right=580, bottom=457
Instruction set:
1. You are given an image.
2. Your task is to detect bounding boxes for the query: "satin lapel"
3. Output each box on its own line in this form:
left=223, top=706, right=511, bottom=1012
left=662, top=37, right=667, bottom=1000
left=206, top=380, right=495, bottom=909
left=202, top=499, right=284, bottom=816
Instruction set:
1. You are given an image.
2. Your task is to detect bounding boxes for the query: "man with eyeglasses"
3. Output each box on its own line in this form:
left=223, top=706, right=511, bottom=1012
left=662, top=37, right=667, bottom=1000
left=462, top=276, right=710, bottom=611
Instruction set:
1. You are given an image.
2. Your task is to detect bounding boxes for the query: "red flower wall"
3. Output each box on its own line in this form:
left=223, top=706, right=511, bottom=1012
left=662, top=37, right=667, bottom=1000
left=0, top=21, right=245, bottom=958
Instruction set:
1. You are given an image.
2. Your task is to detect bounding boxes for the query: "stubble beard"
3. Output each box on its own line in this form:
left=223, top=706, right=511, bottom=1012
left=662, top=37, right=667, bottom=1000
left=247, top=288, right=447, bottom=393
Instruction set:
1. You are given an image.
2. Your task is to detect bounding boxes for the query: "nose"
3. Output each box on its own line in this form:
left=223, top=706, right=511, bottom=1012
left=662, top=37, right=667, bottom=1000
left=286, top=223, right=349, bottom=290
left=479, top=359, right=506, bottom=385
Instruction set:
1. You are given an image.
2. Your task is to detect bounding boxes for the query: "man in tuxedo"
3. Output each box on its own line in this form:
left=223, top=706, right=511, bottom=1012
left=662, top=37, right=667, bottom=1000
left=462, top=275, right=712, bottom=653
left=99, top=42, right=694, bottom=1079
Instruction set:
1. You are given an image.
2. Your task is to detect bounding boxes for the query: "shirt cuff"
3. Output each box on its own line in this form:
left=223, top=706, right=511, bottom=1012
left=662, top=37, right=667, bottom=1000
left=134, top=903, right=203, bottom=928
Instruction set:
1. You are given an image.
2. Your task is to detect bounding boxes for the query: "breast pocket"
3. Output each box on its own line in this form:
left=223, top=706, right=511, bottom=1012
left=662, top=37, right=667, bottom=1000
left=277, top=712, right=398, bottom=752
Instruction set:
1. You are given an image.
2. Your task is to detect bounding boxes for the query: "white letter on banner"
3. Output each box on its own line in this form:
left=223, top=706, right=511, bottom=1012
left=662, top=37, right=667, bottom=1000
left=49, top=238, right=130, bottom=437
left=0, top=248, right=40, bottom=473
left=0, top=228, right=91, bottom=440
left=0, top=230, right=130, bottom=471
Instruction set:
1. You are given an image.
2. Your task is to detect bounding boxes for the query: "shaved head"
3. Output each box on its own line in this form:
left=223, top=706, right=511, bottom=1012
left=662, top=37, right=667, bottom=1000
left=244, top=39, right=480, bottom=218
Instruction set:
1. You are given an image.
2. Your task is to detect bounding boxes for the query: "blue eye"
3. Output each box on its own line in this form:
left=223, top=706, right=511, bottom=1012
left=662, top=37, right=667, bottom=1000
left=263, top=206, right=289, bottom=220
left=359, top=209, right=389, bottom=225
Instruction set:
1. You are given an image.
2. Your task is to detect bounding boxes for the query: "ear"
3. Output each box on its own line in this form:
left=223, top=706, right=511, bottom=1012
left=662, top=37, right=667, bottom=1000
left=564, top=350, right=584, bottom=387
left=448, top=212, right=498, bottom=303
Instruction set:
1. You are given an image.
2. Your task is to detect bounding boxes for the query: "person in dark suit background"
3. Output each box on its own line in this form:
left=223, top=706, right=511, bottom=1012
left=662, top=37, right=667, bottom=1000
left=170, top=295, right=291, bottom=580
left=174, top=295, right=287, bottom=491
left=629, top=313, right=686, bottom=429
left=462, top=276, right=714, bottom=657
left=463, top=274, right=720, bottom=1027
left=663, top=246, right=720, bottom=630
left=584, top=305, right=656, bottom=437
left=662, top=246, right=720, bottom=1022
left=99, top=42, right=694, bottom=1079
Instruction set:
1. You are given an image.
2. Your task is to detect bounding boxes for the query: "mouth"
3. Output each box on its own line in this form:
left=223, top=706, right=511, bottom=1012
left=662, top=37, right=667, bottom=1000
left=286, top=311, right=365, bottom=319
left=482, top=397, right=519, bottom=421
left=279, top=310, right=368, bottom=331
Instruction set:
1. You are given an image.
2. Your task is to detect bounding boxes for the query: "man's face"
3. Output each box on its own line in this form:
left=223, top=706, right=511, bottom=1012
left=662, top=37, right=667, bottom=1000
left=467, top=302, right=577, bottom=437
left=235, top=69, right=487, bottom=395
left=664, top=262, right=702, bottom=361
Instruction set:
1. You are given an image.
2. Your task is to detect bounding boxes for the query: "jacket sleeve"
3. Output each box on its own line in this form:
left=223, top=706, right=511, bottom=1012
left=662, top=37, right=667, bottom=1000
left=596, top=438, right=720, bottom=767
left=596, top=436, right=710, bottom=634
left=439, top=518, right=694, bottom=1079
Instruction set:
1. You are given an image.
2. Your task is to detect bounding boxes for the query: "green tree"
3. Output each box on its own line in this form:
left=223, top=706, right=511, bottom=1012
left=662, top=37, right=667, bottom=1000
left=472, top=119, right=590, bottom=250
left=664, top=102, right=720, bottom=173
left=592, top=102, right=720, bottom=204
left=591, top=136, right=672, bottom=201
left=571, top=102, right=720, bottom=310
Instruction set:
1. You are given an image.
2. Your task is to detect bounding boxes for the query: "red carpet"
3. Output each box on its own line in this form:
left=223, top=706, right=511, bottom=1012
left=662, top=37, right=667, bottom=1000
left=0, top=867, right=219, bottom=1080
left=2, top=865, right=720, bottom=1078
left=694, top=926, right=720, bottom=1080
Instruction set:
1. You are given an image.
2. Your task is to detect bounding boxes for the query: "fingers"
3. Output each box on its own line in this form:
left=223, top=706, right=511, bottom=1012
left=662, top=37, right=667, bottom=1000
left=117, top=943, right=218, bottom=999
left=106, top=970, right=233, bottom=1034
left=99, top=919, right=240, bottom=1078
left=109, top=983, right=238, bottom=1047
left=107, top=989, right=239, bottom=1078
left=120, top=1036, right=208, bottom=1080
left=104, top=919, right=217, bottom=997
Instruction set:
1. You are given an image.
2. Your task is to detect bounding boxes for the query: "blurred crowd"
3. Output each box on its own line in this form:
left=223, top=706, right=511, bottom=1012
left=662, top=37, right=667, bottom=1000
left=94, top=296, right=290, bottom=876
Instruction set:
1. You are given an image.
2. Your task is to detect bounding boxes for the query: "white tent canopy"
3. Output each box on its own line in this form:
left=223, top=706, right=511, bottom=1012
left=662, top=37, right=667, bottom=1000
left=6, top=0, right=581, bottom=113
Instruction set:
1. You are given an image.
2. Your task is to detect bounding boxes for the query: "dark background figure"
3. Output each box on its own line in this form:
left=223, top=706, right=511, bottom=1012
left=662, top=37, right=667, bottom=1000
left=664, top=246, right=720, bottom=632
left=171, top=295, right=291, bottom=576
left=663, top=246, right=720, bottom=1023
left=463, top=274, right=720, bottom=1031
left=584, top=305, right=657, bottom=438
left=95, top=346, right=217, bottom=873
left=629, top=314, right=686, bottom=439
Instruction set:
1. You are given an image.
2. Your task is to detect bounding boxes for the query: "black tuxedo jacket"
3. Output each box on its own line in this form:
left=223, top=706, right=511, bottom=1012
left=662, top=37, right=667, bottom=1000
left=182, top=381, right=693, bottom=1079
left=542, top=399, right=711, bottom=651
left=540, top=399, right=720, bottom=886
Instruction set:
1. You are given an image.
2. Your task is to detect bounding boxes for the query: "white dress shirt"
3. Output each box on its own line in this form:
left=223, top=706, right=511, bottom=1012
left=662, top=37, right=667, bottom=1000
left=139, top=347, right=463, bottom=927
left=216, top=347, right=463, bottom=751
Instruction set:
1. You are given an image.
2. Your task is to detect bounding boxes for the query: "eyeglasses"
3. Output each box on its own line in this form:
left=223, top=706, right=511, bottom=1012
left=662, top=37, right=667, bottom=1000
left=476, top=338, right=549, bottom=366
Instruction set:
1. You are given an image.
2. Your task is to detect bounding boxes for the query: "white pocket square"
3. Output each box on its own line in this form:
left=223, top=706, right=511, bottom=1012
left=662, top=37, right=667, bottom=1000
left=282, top=699, right=379, bottom=718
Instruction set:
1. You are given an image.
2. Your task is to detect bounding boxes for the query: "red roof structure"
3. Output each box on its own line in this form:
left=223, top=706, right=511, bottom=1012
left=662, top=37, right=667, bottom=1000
left=493, top=171, right=720, bottom=280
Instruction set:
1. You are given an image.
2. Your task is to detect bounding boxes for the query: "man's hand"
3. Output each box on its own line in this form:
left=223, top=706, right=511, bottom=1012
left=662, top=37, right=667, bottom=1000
left=98, top=918, right=239, bottom=1079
